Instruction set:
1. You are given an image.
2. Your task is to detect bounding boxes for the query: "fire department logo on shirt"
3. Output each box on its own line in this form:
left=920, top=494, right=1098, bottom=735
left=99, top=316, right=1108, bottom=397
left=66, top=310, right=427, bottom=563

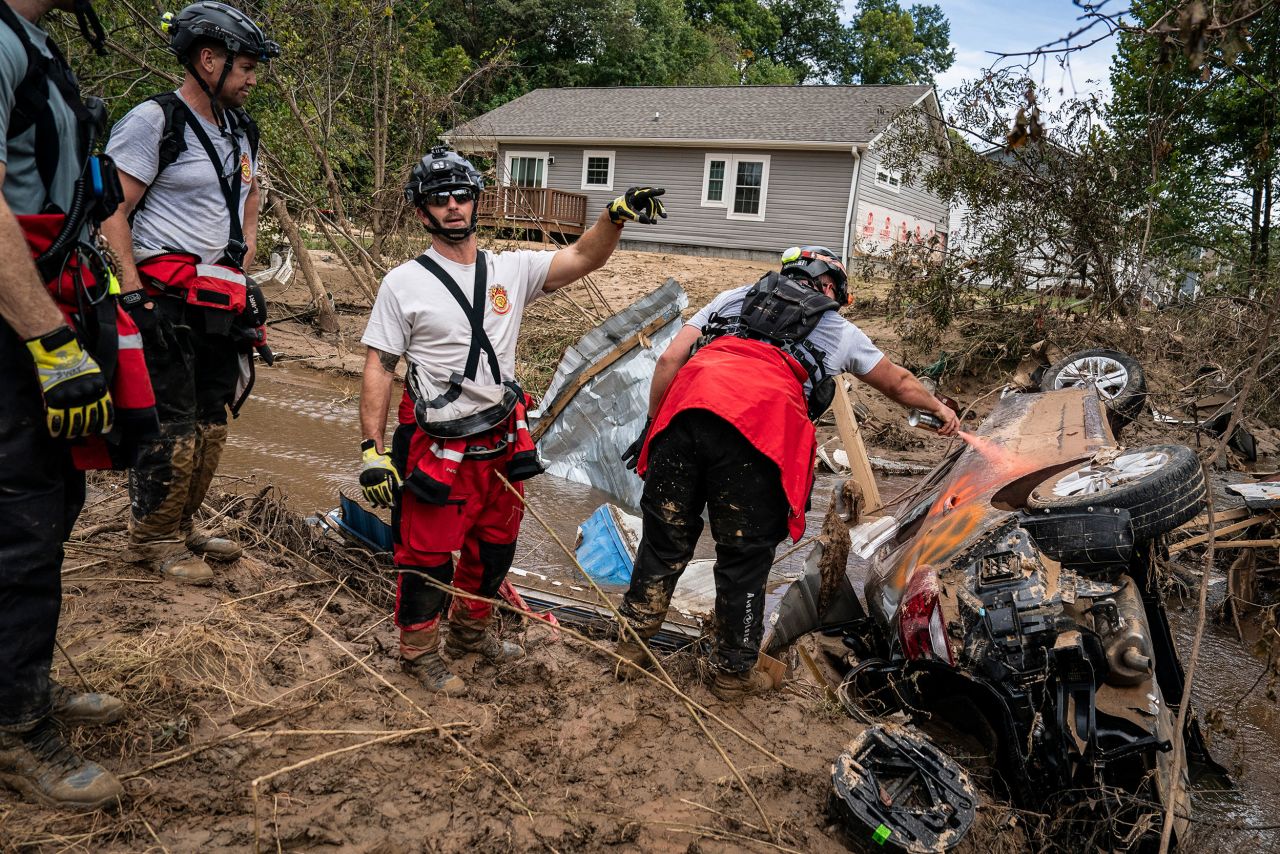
left=489, top=284, right=511, bottom=315
left=239, top=153, right=252, bottom=184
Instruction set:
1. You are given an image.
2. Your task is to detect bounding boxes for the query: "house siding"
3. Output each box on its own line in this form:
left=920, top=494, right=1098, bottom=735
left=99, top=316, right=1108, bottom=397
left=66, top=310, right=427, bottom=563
left=496, top=143, right=857, bottom=256
left=856, top=145, right=949, bottom=234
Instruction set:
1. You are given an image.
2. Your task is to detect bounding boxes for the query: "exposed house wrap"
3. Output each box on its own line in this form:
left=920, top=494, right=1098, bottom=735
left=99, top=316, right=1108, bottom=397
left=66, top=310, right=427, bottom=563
left=531, top=278, right=688, bottom=508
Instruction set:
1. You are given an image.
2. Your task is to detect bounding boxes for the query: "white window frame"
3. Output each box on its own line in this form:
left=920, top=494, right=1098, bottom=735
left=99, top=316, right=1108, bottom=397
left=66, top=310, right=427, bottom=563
left=503, top=150, right=550, bottom=188
left=701, top=153, right=729, bottom=208
left=875, top=166, right=902, bottom=193
left=725, top=154, right=770, bottom=222
left=580, top=149, right=615, bottom=191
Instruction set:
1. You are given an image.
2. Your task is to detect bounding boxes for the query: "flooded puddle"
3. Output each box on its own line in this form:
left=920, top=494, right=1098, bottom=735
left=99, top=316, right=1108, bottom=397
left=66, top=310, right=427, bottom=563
left=223, top=362, right=1279, bottom=837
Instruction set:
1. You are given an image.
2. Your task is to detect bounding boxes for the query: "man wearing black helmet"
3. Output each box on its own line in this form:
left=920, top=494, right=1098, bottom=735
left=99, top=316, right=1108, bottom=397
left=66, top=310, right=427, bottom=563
left=615, top=245, right=958, bottom=701
left=0, top=0, right=127, bottom=809
left=101, top=1, right=278, bottom=585
left=358, top=145, right=665, bottom=695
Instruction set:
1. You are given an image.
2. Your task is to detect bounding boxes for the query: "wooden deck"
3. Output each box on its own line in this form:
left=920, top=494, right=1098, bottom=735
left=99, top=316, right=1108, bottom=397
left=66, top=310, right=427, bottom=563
left=477, top=186, right=589, bottom=236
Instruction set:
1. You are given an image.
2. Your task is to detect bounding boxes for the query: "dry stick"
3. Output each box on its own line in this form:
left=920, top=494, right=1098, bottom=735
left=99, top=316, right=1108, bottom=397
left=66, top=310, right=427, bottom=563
left=396, top=571, right=791, bottom=770
left=250, top=724, right=466, bottom=852
left=54, top=638, right=96, bottom=693
left=298, top=616, right=530, bottom=814
left=1159, top=275, right=1280, bottom=854
left=494, top=473, right=779, bottom=843
left=121, top=708, right=298, bottom=780
left=139, top=815, right=170, bottom=854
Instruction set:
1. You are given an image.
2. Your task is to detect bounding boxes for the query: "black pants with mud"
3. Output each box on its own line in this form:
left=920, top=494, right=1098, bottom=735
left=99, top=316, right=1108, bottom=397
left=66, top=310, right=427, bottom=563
left=620, top=409, right=789, bottom=673
left=0, top=321, right=84, bottom=731
left=128, top=295, right=240, bottom=554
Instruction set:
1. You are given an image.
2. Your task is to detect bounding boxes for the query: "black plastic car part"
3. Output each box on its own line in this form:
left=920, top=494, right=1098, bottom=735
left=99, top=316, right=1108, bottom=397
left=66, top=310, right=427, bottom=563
left=829, top=725, right=976, bottom=853
left=1018, top=505, right=1133, bottom=570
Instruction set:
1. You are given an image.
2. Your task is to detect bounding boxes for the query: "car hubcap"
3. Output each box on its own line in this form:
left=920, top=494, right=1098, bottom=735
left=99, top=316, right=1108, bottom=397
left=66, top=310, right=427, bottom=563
left=1052, top=450, right=1169, bottom=497
left=1053, top=356, right=1130, bottom=400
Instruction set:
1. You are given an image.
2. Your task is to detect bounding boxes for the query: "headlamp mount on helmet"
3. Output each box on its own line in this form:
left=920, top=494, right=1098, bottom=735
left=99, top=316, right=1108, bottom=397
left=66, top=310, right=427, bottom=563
left=781, top=245, right=849, bottom=306
left=405, top=146, right=486, bottom=242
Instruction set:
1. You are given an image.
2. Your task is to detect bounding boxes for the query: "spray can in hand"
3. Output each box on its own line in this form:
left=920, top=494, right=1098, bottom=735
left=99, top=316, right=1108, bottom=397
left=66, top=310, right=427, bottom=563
left=907, top=409, right=945, bottom=432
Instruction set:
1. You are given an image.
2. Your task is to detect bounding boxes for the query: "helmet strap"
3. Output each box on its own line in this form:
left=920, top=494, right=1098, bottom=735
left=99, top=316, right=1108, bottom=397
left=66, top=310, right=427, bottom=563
left=73, top=1, right=107, bottom=56
left=421, top=206, right=477, bottom=242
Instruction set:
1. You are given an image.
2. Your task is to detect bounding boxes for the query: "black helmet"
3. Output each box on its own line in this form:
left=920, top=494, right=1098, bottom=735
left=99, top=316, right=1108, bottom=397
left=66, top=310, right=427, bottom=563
left=405, top=146, right=485, bottom=241
left=781, top=245, right=849, bottom=305
left=163, top=2, right=280, bottom=62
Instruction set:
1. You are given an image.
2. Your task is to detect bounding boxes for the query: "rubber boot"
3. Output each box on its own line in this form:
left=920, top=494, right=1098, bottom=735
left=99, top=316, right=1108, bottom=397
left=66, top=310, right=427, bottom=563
left=445, top=613, right=525, bottom=662
left=401, top=624, right=465, bottom=695
left=0, top=717, right=123, bottom=810
left=50, top=681, right=124, bottom=726
left=709, top=667, right=775, bottom=702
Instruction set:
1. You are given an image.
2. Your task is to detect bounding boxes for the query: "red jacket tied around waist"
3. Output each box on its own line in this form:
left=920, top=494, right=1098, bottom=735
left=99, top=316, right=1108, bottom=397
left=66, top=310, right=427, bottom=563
left=639, top=335, right=817, bottom=542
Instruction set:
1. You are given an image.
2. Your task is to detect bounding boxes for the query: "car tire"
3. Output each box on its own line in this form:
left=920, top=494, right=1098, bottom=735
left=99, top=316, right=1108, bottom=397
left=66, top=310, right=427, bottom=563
left=1040, top=348, right=1148, bottom=431
left=1026, top=444, right=1205, bottom=542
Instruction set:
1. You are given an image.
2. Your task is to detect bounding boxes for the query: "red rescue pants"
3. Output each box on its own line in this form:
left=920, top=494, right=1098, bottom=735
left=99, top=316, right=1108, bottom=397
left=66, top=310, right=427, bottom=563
left=392, top=452, right=524, bottom=631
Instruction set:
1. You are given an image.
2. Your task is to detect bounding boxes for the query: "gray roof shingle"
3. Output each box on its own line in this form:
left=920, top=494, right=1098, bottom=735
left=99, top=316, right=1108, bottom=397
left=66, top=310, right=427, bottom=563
left=444, top=85, right=933, bottom=147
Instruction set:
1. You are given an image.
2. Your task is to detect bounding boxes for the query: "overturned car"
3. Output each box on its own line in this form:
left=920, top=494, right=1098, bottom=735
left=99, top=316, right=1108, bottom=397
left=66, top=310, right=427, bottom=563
left=835, top=356, right=1218, bottom=849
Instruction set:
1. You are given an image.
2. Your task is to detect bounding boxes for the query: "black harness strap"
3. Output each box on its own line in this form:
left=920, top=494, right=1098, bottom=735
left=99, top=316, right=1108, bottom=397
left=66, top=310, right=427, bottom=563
left=180, top=100, right=245, bottom=253
left=413, top=251, right=503, bottom=385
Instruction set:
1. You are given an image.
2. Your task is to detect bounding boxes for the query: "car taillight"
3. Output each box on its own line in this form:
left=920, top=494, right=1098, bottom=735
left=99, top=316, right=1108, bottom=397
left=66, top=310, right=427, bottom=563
left=899, top=565, right=954, bottom=664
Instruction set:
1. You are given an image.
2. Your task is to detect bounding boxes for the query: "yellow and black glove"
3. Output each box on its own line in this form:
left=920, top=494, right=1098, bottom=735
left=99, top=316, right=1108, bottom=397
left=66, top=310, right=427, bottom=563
left=607, top=186, right=668, bottom=225
left=359, top=439, right=401, bottom=508
left=25, top=326, right=113, bottom=440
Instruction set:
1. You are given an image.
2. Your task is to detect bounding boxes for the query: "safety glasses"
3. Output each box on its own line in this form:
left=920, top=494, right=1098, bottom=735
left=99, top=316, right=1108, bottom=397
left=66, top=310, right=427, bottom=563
left=423, top=187, right=478, bottom=207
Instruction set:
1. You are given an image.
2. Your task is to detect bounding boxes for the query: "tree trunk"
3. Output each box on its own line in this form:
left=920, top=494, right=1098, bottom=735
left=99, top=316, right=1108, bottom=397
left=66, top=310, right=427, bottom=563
left=268, top=189, right=339, bottom=334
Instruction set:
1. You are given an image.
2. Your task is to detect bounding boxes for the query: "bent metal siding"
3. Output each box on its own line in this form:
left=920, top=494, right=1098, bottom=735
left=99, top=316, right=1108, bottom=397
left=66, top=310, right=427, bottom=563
left=495, top=143, right=856, bottom=256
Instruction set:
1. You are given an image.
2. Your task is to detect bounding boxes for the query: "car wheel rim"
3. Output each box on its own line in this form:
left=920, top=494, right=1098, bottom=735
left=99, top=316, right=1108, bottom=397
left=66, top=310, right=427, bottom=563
left=1051, top=450, right=1169, bottom=497
left=1053, top=356, right=1130, bottom=400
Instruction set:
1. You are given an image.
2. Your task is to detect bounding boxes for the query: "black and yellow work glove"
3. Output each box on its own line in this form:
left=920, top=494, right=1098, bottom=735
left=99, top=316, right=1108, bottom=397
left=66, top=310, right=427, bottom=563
left=359, top=439, right=401, bottom=508
left=607, top=187, right=668, bottom=225
left=25, top=326, right=114, bottom=440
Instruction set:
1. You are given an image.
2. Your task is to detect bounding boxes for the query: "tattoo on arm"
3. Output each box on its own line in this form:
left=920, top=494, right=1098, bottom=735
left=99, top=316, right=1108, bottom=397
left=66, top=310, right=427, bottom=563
left=375, top=349, right=400, bottom=374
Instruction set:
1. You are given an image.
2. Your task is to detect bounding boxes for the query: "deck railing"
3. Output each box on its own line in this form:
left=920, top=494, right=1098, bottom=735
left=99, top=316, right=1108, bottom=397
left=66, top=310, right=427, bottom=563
left=477, top=186, right=589, bottom=235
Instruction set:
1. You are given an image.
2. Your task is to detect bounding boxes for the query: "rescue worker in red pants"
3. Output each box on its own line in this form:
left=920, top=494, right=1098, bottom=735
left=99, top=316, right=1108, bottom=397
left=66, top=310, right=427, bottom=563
left=358, top=145, right=665, bottom=694
left=616, top=246, right=959, bottom=701
left=101, top=2, right=278, bottom=584
left=0, top=0, right=131, bottom=808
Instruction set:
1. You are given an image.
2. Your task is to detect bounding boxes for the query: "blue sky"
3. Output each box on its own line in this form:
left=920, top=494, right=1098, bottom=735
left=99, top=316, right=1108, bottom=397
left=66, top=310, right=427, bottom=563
left=843, top=0, right=1125, bottom=102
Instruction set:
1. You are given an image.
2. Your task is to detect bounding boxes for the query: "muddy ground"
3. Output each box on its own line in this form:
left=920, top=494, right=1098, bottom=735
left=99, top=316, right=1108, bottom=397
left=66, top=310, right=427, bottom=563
left=2, top=237, right=1277, bottom=852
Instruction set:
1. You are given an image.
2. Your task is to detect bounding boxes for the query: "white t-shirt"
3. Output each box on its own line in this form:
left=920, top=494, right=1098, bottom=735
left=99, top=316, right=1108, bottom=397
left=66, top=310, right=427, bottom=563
left=107, top=91, right=257, bottom=265
left=688, top=283, right=885, bottom=388
left=361, top=246, right=555, bottom=385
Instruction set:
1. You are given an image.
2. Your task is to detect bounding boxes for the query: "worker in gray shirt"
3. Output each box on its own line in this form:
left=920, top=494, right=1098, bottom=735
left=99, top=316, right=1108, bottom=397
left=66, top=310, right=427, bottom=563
left=101, top=1, right=278, bottom=586
left=0, top=0, right=125, bottom=810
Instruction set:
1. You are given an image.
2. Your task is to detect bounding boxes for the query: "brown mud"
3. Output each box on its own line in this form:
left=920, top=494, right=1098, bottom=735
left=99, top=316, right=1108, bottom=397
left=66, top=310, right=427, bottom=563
left=2, top=243, right=1277, bottom=851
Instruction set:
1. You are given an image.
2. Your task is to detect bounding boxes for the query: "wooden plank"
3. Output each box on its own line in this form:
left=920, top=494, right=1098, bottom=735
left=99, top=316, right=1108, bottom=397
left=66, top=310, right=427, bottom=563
left=530, top=313, right=674, bottom=442
left=831, top=375, right=882, bottom=515
left=1168, top=513, right=1273, bottom=553
left=1175, top=506, right=1252, bottom=530
left=1205, top=539, right=1280, bottom=549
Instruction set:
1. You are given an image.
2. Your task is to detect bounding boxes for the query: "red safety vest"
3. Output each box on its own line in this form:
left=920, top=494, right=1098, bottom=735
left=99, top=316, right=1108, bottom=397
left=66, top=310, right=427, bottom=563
left=397, top=390, right=542, bottom=504
left=18, top=213, right=159, bottom=471
left=135, top=252, right=247, bottom=313
left=638, top=335, right=816, bottom=542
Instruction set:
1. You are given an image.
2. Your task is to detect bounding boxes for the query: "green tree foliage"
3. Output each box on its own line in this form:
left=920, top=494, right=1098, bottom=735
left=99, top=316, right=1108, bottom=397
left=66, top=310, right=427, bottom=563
left=846, top=0, right=955, bottom=84
left=1107, top=0, right=1278, bottom=281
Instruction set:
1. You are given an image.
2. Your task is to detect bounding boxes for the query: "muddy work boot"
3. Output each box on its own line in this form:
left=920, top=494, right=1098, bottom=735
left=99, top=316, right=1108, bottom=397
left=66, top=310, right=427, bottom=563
left=185, top=531, right=243, bottom=562
left=445, top=617, right=525, bottom=663
left=50, top=682, right=124, bottom=727
left=127, top=539, right=214, bottom=585
left=613, top=637, right=656, bottom=681
left=401, top=624, right=465, bottom=695
left=709, top=668, right=775, bottom=702
left=0, top=718, right=123, bottom=810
